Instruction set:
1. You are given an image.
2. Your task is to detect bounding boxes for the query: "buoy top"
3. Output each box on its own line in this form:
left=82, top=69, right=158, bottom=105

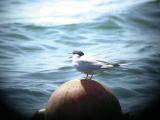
left=47, top=79, right=122, bottom=120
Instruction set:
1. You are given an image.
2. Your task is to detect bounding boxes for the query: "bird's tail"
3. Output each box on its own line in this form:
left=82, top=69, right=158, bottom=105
left=113, top=63, right=120, bottom=67
left=112, top=61, right=127, bottom=67
left=102, top=61, right=127, bottom=69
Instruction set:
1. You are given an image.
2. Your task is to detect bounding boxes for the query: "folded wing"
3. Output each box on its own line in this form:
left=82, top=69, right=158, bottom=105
left=77, top=56, right=114, bottom=70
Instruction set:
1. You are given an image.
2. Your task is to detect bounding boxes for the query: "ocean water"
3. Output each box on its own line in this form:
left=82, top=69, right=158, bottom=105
left=0, top=0, right=160, bottom=118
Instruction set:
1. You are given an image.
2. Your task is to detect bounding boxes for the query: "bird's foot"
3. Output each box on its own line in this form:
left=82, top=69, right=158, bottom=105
left=82, top=77, right=92, bottom=80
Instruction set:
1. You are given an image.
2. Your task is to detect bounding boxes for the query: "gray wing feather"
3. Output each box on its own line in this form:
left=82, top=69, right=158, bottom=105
left=76, top=59, right=102, bottom=71
left=77, top=56, right=117, bottom=70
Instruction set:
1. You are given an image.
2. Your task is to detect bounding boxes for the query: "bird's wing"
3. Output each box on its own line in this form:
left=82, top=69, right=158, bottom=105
left=94, top=59, right=114, bottom=68
left=95, top=59, right=110, bottom=65
left=76, top=56, right=102, bottom=69
left=77, top=56, right=114, bottom=69
left=78, top=55, right=120, bottom=70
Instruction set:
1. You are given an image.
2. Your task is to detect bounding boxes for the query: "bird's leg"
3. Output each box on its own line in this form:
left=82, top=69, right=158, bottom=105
left=85, top=74, right=88, bottom=80
left=90, top=74, right=94, bottom=80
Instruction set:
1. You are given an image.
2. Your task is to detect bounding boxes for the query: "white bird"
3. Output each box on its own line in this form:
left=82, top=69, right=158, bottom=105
left=71, top=51, right=120, bottom=80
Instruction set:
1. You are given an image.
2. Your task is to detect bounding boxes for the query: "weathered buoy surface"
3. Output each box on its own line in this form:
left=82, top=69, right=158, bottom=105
left=46, top=79, right=123, bottom=120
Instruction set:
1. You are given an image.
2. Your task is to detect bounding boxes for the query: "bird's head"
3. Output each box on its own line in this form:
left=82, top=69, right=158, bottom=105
left=72, top=51, right=84, bottom=57
left=68, top=51, right=84, bottom=62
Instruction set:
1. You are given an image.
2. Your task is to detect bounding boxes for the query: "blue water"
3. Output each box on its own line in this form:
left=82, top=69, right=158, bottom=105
left=0, top=0, right=160, bottom=118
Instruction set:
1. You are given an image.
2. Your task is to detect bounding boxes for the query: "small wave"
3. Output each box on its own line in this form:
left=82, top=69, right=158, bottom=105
left=0, top=87, right=47, bottom=97
left=138, top=45, right=153, bottom=53
left=58, top=66, right=73, bottom=71
left=17, top=45, right=44, bottom=52
left=142, top=58, right=160, bottom=66
left=42, top=45, right=57, bottom=50
left=24, top=70, right=74, bottom=80
left=130, top=17, right=159, bottom=29
left=1, top=32, right=31, bottom=41
left=93, top=15, right=123, bottom=30
left=142, top=65, right=160, bottom=74
left=112, top=87, right=137, bottom=99
left=22, top=24, right=53, bottom=32
left=0, top=44, right=23, bottom=55
left=151, top=53, right=160, bottom=59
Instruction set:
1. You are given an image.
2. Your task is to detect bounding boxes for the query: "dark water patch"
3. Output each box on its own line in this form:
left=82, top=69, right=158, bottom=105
left=65, top=23, right=82, bottom=31
left=9, top=0, right=25, bottom=5
left=94, top=38, right=121, bottom=44
left=134, top=85, right=160, bottom=95
left=42, top=44, right=57, bottom=50
left=0, top=75, right=10, bottom=81
left=0, top=87, right=47, bottom=97
left=0, top=23, right=23, bottom=32
left=93, top=15, right=123, bottom=30
left=112, top=87, right=137, bottom=99
left=94, top=20, right=121, bottom=30
left=44, top=29, right=60, bottom=36
left=17, top=44, right=44, bottom=52
left=125, top=40, right=146, bottom=48
left=59, top=34, right=77, bottom=40
left=141, top=65, right=160, bottom=74
left=138, top=45, right=154, bottom=53
left=54, top=39, right=96, bottom=47
left=23, top=71, right=74, bottom=80
left=0, top=69, right=28, bottom=75
left=22, top=24, right=53, bottom=32
left=141, top=1, right=160, bottom=15
left=0, top=88, right=49, bottom=116
left=5, top=32, right=31, bottom=40
left=142, top=58, right=160, bottom=66
left=97, top=68, right=127, bottom=79
left=58, top=66, right=73, bottom=71
left=0, top=37, right=5, bottom=44
left=54, top=23, right=79, bottom=31
left=125, top=67, right=145, bottom=75
left=0, top=54, right=14, bottom=60
left=151, top=53, right=160, bottom=58
left=123, top=96, right=152, bottom=113
left=125, top=1, right=160, bottom=30
left=124, top=76, right=147, bottom=85
left=0, top=23, right=51, bottom=41
left=0, top=0, right=24, bottom=6
left=51, top=22, right=97, bottom=34
left=0, top=44, right=24, bottom=55
left=130, top=17, right=160, bottom=29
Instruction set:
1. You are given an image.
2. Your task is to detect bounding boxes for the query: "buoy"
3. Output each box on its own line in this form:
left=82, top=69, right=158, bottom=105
left=45, top=79, right=123, bottom=120
left=32, top=108, right=46, bottom=120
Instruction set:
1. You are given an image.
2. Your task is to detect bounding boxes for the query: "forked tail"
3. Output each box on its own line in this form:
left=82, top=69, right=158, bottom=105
left=112, top=61, right=127, bottom=67
left=113, top=63, right=120, bottom=67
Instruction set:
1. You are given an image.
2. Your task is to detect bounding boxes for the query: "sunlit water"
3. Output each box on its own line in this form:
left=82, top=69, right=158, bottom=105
left=0, top=0, right=160, bottom=118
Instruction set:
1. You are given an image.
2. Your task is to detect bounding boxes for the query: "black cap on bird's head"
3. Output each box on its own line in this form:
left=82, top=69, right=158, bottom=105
left=72, top=51, right=84, bottom=56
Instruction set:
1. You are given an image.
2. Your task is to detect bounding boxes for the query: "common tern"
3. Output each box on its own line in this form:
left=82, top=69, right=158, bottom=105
left=71, top=51, right=120, bottom=80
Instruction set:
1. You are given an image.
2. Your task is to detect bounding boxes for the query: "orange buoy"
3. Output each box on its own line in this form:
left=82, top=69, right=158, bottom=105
left=46, top=79, right=123, bottom=120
